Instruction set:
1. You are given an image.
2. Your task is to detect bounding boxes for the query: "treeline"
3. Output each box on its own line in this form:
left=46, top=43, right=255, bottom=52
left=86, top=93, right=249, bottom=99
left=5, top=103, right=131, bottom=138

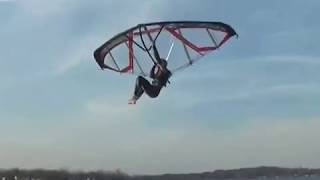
left=135, top=167, right=320, bottom=180
left=207, top=166, right=320, bottom=179
left=0, top=168, right=128, bottom=180
left=135, top=166, right=320, bottom=180
left=1, top=167, right=320, bottom=180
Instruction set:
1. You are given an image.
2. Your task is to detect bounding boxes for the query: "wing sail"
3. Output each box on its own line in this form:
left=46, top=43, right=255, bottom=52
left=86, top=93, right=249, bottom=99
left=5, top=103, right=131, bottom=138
left=94, top=21, right=237, bottom=76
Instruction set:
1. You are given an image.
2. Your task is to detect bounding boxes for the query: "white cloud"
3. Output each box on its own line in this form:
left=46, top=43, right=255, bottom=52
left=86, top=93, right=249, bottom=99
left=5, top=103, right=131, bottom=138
left=52, top=35, right=100, bottom=76
left=49, top=0, right=169, bottom=76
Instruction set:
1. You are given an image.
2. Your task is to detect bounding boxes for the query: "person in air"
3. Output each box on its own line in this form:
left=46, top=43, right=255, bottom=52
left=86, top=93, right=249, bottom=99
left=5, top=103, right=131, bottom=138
left=128, top=42, right=172, bottom=104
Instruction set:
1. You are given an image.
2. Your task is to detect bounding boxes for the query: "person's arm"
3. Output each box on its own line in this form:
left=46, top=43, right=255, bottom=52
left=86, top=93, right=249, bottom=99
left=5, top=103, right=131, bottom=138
left=153, top=43, right=162, bottom=64
left=150, top=64, right=156, bottom=79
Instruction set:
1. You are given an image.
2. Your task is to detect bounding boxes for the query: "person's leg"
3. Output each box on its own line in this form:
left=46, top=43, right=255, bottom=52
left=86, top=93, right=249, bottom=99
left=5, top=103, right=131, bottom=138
left=134, top=76, right=146, bottom=97
left=144, top=84, right=161, bottom=98
left=129, top=76, right=154, bottom=104
left=129, top=76, right=161, bottom=104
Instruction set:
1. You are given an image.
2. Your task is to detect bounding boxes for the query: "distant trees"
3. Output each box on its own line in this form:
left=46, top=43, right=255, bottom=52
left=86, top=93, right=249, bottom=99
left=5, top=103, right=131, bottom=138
left=0, top=167, right=320, bottom=180
left=133, top=167, right=320, bottom=180
left=0, top=169, right=129, bottom=180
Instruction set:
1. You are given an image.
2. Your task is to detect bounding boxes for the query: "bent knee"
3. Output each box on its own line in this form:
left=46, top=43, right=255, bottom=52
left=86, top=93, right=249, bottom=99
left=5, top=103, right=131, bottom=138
left=149, top=90, right=161, bottom=98
left=150, top=94, right=159, bottom=98
left=136, top=76, right=145, bottom=85
left=137, top=75, right=144, bottom=80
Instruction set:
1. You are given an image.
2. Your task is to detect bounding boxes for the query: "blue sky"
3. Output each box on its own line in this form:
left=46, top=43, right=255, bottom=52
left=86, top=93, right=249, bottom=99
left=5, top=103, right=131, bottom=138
left=0, top=0, right=320, bottom=175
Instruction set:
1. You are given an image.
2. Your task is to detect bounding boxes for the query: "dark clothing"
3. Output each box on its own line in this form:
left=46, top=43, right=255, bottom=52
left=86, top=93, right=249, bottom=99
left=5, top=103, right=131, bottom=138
left=150, top=43, right=172, bottom=86
left=150, top=64, right=171, bottom=87
left=134, top=76, right=162, bottom=98
left=132, top=43, right=172, bottom=100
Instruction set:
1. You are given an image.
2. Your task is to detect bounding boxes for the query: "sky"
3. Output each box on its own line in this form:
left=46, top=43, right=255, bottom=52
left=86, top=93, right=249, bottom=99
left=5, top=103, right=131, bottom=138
left=0, top=0, right=320, bottom=175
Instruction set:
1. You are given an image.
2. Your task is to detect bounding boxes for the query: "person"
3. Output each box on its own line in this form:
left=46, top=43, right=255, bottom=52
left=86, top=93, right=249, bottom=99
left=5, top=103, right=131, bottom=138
left=128, top=42, right=172, bottom=104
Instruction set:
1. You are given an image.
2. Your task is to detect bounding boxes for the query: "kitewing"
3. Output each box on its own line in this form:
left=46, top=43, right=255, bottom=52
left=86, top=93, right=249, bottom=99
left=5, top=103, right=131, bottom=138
left=94, top=21, right=237, bottom=76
